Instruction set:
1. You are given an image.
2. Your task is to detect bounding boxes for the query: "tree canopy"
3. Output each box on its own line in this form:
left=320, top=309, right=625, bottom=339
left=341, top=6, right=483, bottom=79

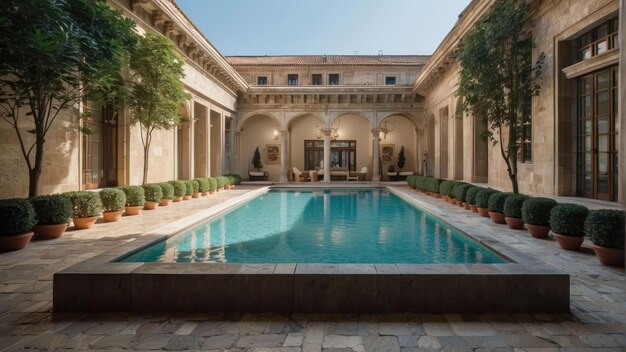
left=0, top=0, right=137, bottom=197
left=457, top=0, right=544, bottom=194
left=128, top=31, right=189, bottom=184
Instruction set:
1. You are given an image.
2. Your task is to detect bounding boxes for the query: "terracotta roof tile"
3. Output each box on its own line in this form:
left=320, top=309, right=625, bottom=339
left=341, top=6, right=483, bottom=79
left=225, top=55, right=430, bottom=66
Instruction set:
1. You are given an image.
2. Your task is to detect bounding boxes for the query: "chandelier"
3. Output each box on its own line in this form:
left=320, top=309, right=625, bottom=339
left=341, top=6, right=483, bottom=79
left=380, top=120, right=395, bottom=140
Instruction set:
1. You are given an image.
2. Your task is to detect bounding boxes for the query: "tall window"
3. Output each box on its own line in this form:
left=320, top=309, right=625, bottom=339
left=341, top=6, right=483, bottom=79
left=304, top=140, right=356, bottom=171
left=287, top=74, right=298, bottom=86
left=329, top=74, right=339, bottom=85
left=385, top=76, right=396, bottom=85
left=311, top=74, right=322, bottom=85
left=257, top=76, right=267, bottom=85
left=577, top=17, right=619, bottom=62
left=82, top=101, right=118, bottom=189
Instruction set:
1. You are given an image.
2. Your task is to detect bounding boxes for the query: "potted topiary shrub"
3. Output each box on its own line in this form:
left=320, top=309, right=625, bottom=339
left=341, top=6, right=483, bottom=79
left=65, top=191, right=102, bottom=229
left=169, top=180, right=185, bottom=202
left=549, top=203, right=589, bottom=251
left=503, top=194, right=531, bottom=229
left=99, top=188, right=126, bottom=222
left=121, top=186, right=145, bottom=215
left=465, top=186, right=484, bottom=213
left=428, top=178, right=443, bottom=198
left=142, top=184, right=163, bottom=210
left=159, top=182, right=175, bottom=206
left=452, top=183, right=472, bottom=209
left=228, top=174, right=242, bottom=186
left=0, top=198, right=36, bottom=251
left=191, top=180, right=200, bottom=198
left=215, top=176, right=226, bottom=191
left=182, top=180, right=193, bottom=200
left=475, top=189, right=498, bottom=217
left=439, top=180, right=456, bottom=202
left=521, top=197, right=557, bottom=238
left=451, top=183, right=469, bottom=207
left=226, top=175, right=236, bottom=189
left=194, top=178, right=210, bottom=196
left=585, top=209, right=624, bottom=267
left=30, top=194, right=72, bottom=239
left=207, top=177, right=217, bottom=194
left=487, top=192, right=514, bottom=224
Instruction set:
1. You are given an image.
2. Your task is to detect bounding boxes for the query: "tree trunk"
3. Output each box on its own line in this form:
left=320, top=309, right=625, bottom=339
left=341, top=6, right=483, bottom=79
left=28, top=134, right=45, bottom=197
left=142, top=142, right=150, bottom=185
left=509, top=172, right=519, bottom=194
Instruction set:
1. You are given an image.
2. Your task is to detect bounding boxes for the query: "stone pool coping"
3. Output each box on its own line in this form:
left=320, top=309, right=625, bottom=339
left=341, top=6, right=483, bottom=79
left=53, top=185, right=569, bottom=314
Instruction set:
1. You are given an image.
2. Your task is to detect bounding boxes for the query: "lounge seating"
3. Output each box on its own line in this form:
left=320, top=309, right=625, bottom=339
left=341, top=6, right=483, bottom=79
left=248, top=171, right=268, bottom=181
left=318, top=167, right=349, bottom=181
left=358, top=166, right=368, bottom=181
left=387, top=171, right=414, bottom=181
left=292, top=167, right=305, bottom=182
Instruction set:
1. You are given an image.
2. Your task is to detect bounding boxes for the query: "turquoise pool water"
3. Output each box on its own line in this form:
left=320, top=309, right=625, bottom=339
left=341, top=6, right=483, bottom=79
left=122, top=188, right=506, bottom=264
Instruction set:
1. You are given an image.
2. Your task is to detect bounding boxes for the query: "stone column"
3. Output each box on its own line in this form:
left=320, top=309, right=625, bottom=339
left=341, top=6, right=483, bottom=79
left=619, top=0, right=626, bottom=206
left=279, top=129, right=289, bottom=183
left=416, top=128, right=423, bottom=175
left=322, top=128, right=332, bottom=183
left=234, top=130, right=241, bottom=175
left=371, top=128, right=381, bottom=182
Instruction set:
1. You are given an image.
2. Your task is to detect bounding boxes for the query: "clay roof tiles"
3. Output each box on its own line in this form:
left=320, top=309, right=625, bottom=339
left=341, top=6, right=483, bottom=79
left=226, top=55, right=430, bottom=66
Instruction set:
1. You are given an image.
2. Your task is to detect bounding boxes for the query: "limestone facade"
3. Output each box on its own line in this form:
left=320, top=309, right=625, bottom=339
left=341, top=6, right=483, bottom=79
left=229, top=57, right=428, bottom=182
left=414, top=0, right=624, bottom=204
left=0, top=0, right=623, bottom=206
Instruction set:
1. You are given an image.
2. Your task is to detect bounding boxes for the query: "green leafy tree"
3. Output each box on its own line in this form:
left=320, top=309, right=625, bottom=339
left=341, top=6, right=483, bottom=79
left=252, top=147, right=263, bottom=171
left=0, top=0, right=137, bottom=197
left=397, top=146, right=406, bottom=171
left=128, top=32, right=190, bottom=184
left=457, top=0, right=544, bottom=194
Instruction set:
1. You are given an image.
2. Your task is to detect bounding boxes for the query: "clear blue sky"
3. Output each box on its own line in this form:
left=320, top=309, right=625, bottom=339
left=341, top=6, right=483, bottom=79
left=175, top=0, right=471, bottom=56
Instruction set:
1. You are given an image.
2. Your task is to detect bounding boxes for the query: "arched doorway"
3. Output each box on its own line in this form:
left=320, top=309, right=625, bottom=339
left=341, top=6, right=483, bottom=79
left=473, top=113, right=489, bottom=183
left=288, top=113, right=325, bottom=177
left=239, top=113, right=281, bottom=181
left=379, top=114, right=418, bottom=179
left=427, top=114, right=435, bottom=176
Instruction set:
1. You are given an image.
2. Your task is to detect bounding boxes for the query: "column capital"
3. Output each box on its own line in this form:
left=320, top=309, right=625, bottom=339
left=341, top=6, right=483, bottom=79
left=371, top=128, right=382, bottom=133
left=321, top=128, right=333, bottom=136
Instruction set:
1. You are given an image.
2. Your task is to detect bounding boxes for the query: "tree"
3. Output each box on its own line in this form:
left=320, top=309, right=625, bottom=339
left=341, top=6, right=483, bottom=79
left=0, top=0, right=137, bottom=197
left=128, top=32, right=190, bottom=185
left=457, top=0, right=544, bottom=194
left=397, top=146, right=406, bottom=171
left=252, top=147, right=263, bottom=171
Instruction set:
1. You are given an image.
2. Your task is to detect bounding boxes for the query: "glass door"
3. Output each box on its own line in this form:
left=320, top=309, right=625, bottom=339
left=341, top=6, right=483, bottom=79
left=576, top=66, right=618, bottom=201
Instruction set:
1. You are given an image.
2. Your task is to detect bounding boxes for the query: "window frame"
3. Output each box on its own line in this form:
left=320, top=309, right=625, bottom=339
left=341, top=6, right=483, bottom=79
left=287, top=74, right=299, bottom=86
left=311, top=74, right=322, bottom=85
left=257, top=76, right=268, bottom=86
left=328, top=74, right=340, bottom=85
left=385, top=76, right=397, bottom=85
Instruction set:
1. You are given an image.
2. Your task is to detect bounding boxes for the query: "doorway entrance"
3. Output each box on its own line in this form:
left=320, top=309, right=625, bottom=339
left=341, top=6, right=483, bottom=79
left=576, top=66, right=618, bottom=201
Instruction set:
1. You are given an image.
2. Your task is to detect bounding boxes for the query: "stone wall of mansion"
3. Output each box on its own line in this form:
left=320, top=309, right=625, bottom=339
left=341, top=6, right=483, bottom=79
left=228, top=57, right=429, bottom=182
left=0, top=0, right=245, bottom=198
left=415, top=0, right=624, bottom=203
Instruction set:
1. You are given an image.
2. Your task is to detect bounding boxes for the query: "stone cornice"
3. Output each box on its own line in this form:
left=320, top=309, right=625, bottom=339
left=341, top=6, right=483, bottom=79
left=114, top=0, right=249, bottom=94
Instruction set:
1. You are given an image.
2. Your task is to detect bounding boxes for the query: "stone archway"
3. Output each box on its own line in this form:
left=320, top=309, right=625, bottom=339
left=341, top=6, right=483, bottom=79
left=379, top=114, right=418, bottom=179
left=238, top=113, right=282, bottom=181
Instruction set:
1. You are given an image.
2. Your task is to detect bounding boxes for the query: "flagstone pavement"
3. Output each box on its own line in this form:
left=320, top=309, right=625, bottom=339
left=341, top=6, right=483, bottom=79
left=0, top=185, right=624, bottom=351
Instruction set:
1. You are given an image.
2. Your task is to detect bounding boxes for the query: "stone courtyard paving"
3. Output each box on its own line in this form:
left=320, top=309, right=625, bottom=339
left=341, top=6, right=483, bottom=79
left=0, top=185, right=624, bottom=351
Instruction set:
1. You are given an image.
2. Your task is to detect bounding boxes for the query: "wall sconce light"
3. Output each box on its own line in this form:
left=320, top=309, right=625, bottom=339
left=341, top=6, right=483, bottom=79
left=380, top=120, right=395, bottom=140
left=273, top=129, right=279, bottom=140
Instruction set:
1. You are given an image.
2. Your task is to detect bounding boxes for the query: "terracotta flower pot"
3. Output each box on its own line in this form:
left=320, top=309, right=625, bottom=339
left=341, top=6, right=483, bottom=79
left=209, top=191, right=214, bottom=195
left=554, top=233, right=584, bottom=251
left=457, top=201, right=464, bottom=207
left=470, top=205, right=478, bottom=213
left=442, top=195, right=449, bottom=202
left=590, top=243, right=625, bottom=267
left=160, top=198, right=172, bottom=206
left=73, top=216, right=98, bottom=230
left=192, top=192, right=200, bottom=198
left=0, top=232, right=33, bottom=252
left=433, top=193, right=441, bottom=199
left=34, top=223, right=68, bottom=240
left=103, top=211, right=123, bottom=222
left=173, top=197, right=183, bottom=202
left=488, top=211, right=506, bottom=224
left=124, top=206, right=143, bottom=216
left=505, top=217, right=524, bottom=230
left=230, top=186, right=235, bottom=190
left=477, top=207, right=490, bottom=217
left=144, top=201, right=159, bottom=210
left=526, top=224, right=550, bottom=238
left=183, top=195, right=192, bottom=200
left=201, top=192, right=209, bottom=196
left=463, top=203, right=471, bottom=210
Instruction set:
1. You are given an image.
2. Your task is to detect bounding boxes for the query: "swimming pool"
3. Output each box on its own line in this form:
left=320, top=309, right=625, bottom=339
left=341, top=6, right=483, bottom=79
left=122, top=188, right=505, bottom=264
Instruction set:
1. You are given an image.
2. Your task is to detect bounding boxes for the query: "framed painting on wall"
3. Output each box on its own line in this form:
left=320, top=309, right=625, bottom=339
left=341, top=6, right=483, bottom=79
left=381, top=144, right=395, bottom=162
left=265, top=144, right=280, bottom=164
